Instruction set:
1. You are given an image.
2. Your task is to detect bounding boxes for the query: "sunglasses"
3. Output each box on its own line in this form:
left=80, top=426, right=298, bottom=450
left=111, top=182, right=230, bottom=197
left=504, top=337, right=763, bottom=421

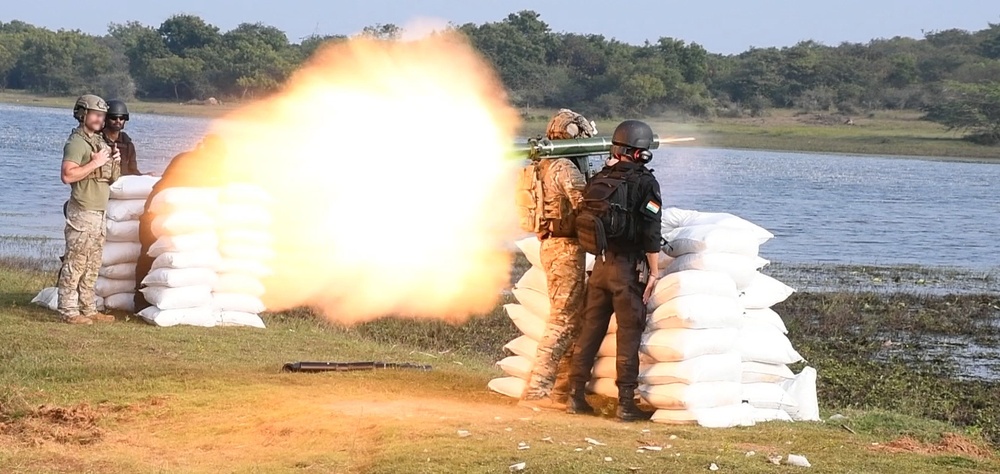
left=108, top=115, right=128, bottom=122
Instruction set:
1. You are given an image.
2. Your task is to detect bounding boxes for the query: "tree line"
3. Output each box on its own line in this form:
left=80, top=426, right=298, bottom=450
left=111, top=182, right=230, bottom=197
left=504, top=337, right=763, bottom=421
left=2, top=11, right=999, bottom=142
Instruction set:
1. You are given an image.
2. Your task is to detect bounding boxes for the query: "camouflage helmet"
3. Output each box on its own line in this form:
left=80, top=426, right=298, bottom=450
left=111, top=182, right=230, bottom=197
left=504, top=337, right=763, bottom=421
left=546, top=109, right=598, bottom=140
left=73, top=94, right=108, bottom=122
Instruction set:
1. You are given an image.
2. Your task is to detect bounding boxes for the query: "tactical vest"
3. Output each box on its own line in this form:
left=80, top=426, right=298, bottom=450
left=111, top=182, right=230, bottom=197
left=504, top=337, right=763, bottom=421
left=71, top=128, right=120, bottom=183
left=516, top=160, right=577, bottom=238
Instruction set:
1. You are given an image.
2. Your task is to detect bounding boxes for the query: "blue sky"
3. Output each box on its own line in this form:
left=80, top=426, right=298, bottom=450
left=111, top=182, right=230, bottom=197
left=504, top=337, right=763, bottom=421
left=4, top=0, right=998, bottom=54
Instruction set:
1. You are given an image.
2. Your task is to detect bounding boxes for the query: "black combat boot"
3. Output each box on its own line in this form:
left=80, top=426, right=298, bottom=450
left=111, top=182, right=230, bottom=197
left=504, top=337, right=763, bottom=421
left=616, top=392, right=653, bottom=422
left=566, top=385, right=594, bottom=415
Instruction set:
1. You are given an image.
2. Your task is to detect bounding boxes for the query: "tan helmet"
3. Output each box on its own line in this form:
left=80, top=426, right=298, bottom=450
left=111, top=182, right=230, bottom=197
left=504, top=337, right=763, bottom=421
left=73, top=94, right=108, bottom=122
left=545, top=109, right=598, bottom=140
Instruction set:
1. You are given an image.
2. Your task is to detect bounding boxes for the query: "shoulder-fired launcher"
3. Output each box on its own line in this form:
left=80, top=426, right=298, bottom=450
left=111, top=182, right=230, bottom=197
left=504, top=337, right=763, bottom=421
left=509, top=135, right=695, bottom=179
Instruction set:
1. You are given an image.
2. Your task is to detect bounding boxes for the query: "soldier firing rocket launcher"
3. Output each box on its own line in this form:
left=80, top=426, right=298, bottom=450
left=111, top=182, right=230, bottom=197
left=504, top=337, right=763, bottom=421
left=509, top=134, right=695, bottom=179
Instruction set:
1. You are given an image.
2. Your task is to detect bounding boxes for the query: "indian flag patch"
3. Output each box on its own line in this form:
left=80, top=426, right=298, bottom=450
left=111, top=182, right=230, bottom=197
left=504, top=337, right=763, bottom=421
left=645, top=201, right=661, bottom=214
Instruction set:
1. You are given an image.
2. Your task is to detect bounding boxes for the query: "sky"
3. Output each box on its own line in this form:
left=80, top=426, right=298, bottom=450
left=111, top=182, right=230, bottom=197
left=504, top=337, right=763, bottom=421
left=3, top=0, right=998, bottom=54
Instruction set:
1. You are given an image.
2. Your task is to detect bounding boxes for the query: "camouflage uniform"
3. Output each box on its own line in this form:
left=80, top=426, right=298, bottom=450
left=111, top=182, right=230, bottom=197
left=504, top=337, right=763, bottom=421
left=523, top=110, right=595, bottom=401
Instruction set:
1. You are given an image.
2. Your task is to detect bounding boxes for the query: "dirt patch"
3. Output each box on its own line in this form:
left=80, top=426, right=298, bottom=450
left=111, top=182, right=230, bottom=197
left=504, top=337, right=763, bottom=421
left=0, top=403, right=114, bottom=446
left=872, top=433, right=994, bottom=459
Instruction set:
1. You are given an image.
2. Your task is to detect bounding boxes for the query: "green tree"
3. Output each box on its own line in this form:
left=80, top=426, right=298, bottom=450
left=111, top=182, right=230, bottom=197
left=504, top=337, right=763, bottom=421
left=148, top=55, right=204, bottom=99
left=360, top=23, right=401, bottom=40
left=0, top=34, right=21, bottom=90
left=924, top=81, right=1000, bottom=144
left=158, top=14, right=221, bottom=56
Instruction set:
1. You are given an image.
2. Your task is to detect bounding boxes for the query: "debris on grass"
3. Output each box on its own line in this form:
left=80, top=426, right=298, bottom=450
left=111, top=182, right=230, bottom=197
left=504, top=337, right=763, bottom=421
left=787, top=454, right=811, bottom=467
left=709, top=463, right=720, bottom=471
left=767, top=454, right=782, bottom=465
left=457, top=430, right=471, bottom=438
left=604, top=457, right=613, bottom=462
left=518, top=442, right=529, bottom=450
left=509, top=461, right=526, bottom=471
left=585, top=437, right=606, bottom=446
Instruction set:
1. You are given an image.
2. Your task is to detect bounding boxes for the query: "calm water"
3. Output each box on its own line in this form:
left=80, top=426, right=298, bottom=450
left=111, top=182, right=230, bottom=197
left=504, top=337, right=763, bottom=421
left=1, top=103, right=998, bottom=271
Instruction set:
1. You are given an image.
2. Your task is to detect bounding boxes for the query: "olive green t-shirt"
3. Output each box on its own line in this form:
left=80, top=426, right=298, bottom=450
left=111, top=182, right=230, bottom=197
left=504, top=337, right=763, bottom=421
left=63, top=129, right=111, bottom=211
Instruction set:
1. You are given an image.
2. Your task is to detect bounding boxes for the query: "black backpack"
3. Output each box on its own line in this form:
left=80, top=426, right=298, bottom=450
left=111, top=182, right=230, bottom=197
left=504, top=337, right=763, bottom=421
left=576, top=167, right=641, bottom=255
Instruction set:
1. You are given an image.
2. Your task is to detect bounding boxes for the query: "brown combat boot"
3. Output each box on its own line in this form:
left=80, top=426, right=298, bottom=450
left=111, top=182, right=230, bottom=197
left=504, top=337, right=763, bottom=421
left=87, top=313, right=116, bottom=323
left=63, top=315, right=93, bottom=325
left=518, top=396, right=568, bottom=411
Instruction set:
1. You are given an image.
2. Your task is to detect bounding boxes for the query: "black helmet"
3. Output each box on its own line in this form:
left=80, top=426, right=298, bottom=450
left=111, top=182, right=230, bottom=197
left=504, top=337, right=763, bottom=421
left=106, top=100, right=129, bottom=120
left=611, top=120, right=654, bottom=150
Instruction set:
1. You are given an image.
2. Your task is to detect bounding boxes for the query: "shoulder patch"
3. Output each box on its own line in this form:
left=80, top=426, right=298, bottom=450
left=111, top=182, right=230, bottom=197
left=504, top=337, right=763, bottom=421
left=645, top=201, right=661, bottom=214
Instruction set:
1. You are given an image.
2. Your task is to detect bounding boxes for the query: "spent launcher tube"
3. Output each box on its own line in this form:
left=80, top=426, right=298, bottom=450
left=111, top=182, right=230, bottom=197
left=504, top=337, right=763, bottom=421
left=509, top=135, right=695, bottom=161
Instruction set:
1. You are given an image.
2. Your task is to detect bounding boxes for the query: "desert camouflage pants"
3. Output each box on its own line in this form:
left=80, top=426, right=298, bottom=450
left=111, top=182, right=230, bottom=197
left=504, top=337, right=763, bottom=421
left=523, top=237, right=586, bottom=400
left=57, top=200, right=106, bottom=320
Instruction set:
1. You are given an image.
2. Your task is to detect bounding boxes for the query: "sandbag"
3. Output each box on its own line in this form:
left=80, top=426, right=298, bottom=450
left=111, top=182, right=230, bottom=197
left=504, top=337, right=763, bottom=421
left=219, top=243, right=276, bottom=262
left=106, top=219, right=140, bottom=242
left=105, top=199, right=146, bottom=222
left=745, top=308, right=788, bottom=334
left=147, top=232, right=218, bottom=258
left=741, top=362, right=795, bottom=384
left=641, top=327, right=740, bottom=362
left=651, top=404, right=756, bottom=428
left=488, top=376, right=526, bottom=398
left=737, top=324, right=805, bottom=365
left=647, top=294, right=744, bottom=330
left=102, top=241, right=142, bottom=266
left=95, top=277, right=136, bottom=298
left=151, top=250, right=223, bottom=271
left=661, top=208, right=773, bottom=245
left=515, top=266, right=547, bottom=293
left=639, top=382, right=742, bottom=410
left=217, top=311, right=266, bottom=329
left=98, top=262, right=136, bottom=280
left=665, top=253, right=769, bottom=290
left=33, top=287, right=104, bottom=312
left=586, top=377, right=618, bottom=398
left=151, top=211, right=216, bottom=237
left=607, top=314, right=618, bottom=333
left=740, top=273, right=795, bottom=309
left=104, top=292, right=135, bottom=312
left=656, top=251, right=674, bottom=278
left=219, top=229, right=274, bottom=247
left=138, top=305, right=215, bottom=327
left=597, top=333, right=617, bottom=357
left=511, top=287, right=549, bottom=319
left=504, top=304, right=545, bottom=341
left=750, top=408, right=794, bottom=423
left=497, top=355, right=533, bottom=380
left=147, top=187, right=219, bottom=215
left=109, top=175, right=159, bottom=200
left=639, top=353, right=743, bottom=385
left=217, top=258, right=272, bottom=277
left=782, top=367, right=820, bottom=421
left=664, top=225, right=761, bottom=258
left=214, top=273, right=266, bottom=297
left=142, top=268, right=219, bottom=288
left=216, top=204, right=272, bottom=229
left=742, top=383, right=798, bottom=411
left=219, top=183, right=274, bottom=207
left=514, top=237, right=541, bottom=268
left=504, top=335, right=538, bottom=359
left=140, top=285, right=213, bottom=310
left=213, top=292, right=266, bottom=314
left=649, top=270, right=740, bottom=308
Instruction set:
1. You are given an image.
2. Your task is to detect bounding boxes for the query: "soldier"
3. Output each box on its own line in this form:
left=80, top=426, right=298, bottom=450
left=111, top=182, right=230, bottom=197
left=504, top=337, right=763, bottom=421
left=519, top=109, right=597, bottom=410
left=58, top=94, right=121, bottom=324
left=102, top=100, right=142, bottom=176
left=566, top=120, right=663, bottom=422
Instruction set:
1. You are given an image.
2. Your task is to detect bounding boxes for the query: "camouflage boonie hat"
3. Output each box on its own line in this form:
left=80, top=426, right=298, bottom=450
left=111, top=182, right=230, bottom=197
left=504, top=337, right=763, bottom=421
left=545, top=109, right=598, bottom=140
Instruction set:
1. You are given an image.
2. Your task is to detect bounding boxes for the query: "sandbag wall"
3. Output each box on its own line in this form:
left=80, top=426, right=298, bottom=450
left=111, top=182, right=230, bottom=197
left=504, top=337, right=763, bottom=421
left=97, top=175, right=161, bottom=312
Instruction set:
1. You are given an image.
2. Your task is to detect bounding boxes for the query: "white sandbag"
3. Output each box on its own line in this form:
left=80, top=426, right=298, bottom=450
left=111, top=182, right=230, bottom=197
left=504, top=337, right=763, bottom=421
left=652, top=404, right=755, bottom=428
left=147, top=187, right=219, bottom=215
left=217, top=258, right=272, bottom=278
left=216, top=204, right=273, bottom=229
left=782, top=367, right=820, bottom=421
left=639, top=382, right=742, bottom=410
left=219, top=183, right=274, bottom=206
left=109, top=175, right=159, bottom=200
left=105, top=199, right=146, bottom=222
left=98, top=262, right=136, bottom=280
left=745, top=308, right=788, bottom=334
left=219, top=243, right=276, bottom=262
left=740, top=273, right=796, bottom=309
left=142, top=268, right=219, bottom=288
left=32, top=287, right=59, bottom=311
left=104, top=292, right=135, bottom=312
left=514, top=237, right=541, bottom=268
left=607, top=314, right=618, bottom=333
left=105, top=219, right=140, bottom=242
left=511, top=287, right=549, bottom=319
left=586, top=377, right=619, bottom=398
left=750, top=408, right=794, bottom=423
left=219, top=229, right=274, bottom=247
left=737, top=325, right=805, bottom=365
left=665, top=253, right=769, bottom=290
left=213, top=292, right=266, bottom=314
left=647, top=294, right=744, bottom=330
left=597, top=333, right=617, bottom=357
left=505, top=304, right=545, bottom=341
left=497, top=355, right=533, bottom=380
left=742, top=383, right=798, bottom=411
left=217, top=311, right=266, bottom=329
left=138, top=305, right=216, bottom=327
left=650, top=270, right=740, bottom=308
left=95, top=276, right=136, bottom=298
left=641, top=327, right=740, bottom=362
left=102, top=241, right=142, bottom=266
left=661, top=208, right=773, bottom=245
left=504, top=335, right=539, bottom=359
left=639, top=353, right=743, bottom=385
left=664, top=225, right=761, bottom=257
left=140, top=285, right=213, bottom=310
left=488, top=376, right=526, bottom=398
left=147, top=232, right=218, bottom=258
left=515, top=266, right=547, bottom=293
left=151, top=250, right=223, bottom=270
left=214, top=273, right=266, bottom=297
left=151, top=211, right=216, bottom=237
left=741, top=362, right=795, bottom=384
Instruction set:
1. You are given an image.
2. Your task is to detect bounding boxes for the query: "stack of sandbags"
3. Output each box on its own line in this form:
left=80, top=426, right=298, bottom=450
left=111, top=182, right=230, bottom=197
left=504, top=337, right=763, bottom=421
left=211, top=184, right=274, bottom=329
left=31, top=286, right=104, bottom=312
left=138, top=187, right=220, bottom=327
left=97, top=175, right=160, bottom=312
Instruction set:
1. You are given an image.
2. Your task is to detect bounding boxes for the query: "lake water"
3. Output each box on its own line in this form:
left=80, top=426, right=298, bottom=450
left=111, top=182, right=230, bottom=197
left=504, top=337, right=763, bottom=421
left=1, top=103, right=998, bottom=272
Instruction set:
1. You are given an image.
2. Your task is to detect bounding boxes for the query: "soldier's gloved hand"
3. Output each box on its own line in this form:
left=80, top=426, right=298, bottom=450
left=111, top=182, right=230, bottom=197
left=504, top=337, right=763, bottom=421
left=90, top=148, right=111, bottom=167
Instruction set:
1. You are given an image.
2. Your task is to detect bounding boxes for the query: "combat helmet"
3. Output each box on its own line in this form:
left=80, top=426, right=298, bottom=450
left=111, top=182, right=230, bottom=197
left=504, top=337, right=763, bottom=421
left=611, top=120, right=654, bottom=150
left=106, top=99, right=129, bottom=121
left=73, top=94, right=108, bottom=122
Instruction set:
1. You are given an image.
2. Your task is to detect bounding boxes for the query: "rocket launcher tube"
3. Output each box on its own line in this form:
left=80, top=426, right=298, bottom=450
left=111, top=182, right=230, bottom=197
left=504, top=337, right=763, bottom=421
left=509, top=135, right=694, bottom=160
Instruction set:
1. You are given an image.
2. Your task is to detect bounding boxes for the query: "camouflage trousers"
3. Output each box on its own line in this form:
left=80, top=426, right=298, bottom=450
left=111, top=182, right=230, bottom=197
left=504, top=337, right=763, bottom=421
left=57, top=200, right=106, bottom=320
left=523, top=237, right=586, bottom=400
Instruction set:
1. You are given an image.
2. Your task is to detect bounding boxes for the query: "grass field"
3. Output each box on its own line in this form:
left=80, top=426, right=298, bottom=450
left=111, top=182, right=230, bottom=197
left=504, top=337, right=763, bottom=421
left=1, top=264, right=998, bottom=473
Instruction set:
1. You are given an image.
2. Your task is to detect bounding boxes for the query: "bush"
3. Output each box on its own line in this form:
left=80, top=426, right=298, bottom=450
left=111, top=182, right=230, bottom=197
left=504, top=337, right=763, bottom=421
left=93, top=72, right=136, bottom=101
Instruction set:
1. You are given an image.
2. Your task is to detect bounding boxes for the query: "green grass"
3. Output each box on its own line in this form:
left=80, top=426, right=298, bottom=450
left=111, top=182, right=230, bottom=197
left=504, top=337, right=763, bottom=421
left=1, top=265, right=997, bottom=473
left=0, top=90, right=239, bottom=118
